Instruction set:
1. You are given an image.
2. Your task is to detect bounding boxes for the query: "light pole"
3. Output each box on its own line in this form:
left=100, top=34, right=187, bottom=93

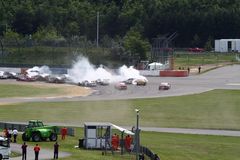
left=135, top=109, right=140, bottom=160
left=96, top=11, right=99, bottom=48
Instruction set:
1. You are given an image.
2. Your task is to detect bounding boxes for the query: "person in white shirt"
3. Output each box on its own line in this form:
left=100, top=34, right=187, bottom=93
left=12, top=128, right=18, bottom=143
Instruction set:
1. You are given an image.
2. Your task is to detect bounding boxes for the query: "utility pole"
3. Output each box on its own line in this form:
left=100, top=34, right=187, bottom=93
left=96, top=11, right=99, bottom=48
left=135, top=109, right=140, bottom=160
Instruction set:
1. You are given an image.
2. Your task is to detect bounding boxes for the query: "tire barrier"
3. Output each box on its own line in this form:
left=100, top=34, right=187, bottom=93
left=160, top=70, right=189, bottom=77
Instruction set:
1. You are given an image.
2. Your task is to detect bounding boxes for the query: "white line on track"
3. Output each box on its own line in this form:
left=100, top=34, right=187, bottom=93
left=226, top=83, right=240, bottom=86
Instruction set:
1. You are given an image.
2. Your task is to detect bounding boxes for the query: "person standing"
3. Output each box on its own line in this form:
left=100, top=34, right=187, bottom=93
left=61, top=127, right=67, bottom=140
left=34, top=144, right=41, bottom=160
left=21, top=142, right=27, bottom=160
left=198, top=66, right=201, bottom=73
left=12, top=128, right=18, bottom=143
left=53, top=142, right=59, bottom=159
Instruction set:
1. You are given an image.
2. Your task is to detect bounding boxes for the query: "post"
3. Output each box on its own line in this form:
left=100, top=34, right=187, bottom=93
left=135, top=109, right=140, bottom=160
left=96, top=11, right=99, bottom=48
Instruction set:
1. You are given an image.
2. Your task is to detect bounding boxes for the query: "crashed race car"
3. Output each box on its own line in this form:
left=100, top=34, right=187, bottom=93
left=0, top=71, right=18, bottom=79
left=159, top=82, right=171, bottom=90
left=133, top=79, right=147, bottom=86
left=96, top=79, right=110, bottom=86
left=16, top=75, right=37, bottom=82
left=78, top=80, right=97, bottom=87
left=115, top=82, right=127, bottom=90
left=46, top=75, right=66, bottom=83
left=123, top=78, right=134, bottom=85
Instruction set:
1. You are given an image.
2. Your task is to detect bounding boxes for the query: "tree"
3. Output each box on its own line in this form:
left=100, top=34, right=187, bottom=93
left=3, top=28, right=22, bottom=46
left=123, top=29, right=150, bottom=60
left=32, top=26, right=65, bottom=45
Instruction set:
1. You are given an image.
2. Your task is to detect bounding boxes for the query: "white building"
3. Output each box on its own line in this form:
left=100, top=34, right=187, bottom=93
left=215, top=39, right=240, bottom=53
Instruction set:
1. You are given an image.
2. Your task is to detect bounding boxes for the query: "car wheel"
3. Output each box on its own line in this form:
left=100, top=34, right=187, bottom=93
left=49, top=133, right=58, bottom=141
left=32, top=133, right=41, bottom=142
left=22, top=133, right=30, bottom=141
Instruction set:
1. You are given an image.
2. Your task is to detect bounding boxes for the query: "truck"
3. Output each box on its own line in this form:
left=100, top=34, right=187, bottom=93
left=22, top=120, right=58, bottom=142
left=0, top=136, right=10, bottom=160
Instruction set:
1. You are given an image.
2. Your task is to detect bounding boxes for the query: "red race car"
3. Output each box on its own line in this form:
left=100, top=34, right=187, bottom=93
left=188, top=47, right=204, bottom=52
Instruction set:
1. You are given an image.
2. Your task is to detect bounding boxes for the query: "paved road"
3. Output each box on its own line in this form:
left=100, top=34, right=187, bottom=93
left=10, top=143, right=71, bottom=160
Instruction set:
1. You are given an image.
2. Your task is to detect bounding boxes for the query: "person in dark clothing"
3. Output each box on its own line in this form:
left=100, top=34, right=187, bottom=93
left=21, top=142, right=27, bottom=160
left=198, top=66, right=201, bottom=73
left=34, top=144, right=40, bottom=160
left=53, top=142, right=59, bottom=159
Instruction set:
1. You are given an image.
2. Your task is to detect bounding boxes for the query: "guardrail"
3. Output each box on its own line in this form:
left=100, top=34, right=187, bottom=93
left=0, top=122, right=75, bottom=136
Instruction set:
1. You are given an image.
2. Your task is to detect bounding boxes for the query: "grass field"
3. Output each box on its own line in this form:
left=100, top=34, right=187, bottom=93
left=0, top=83, right=91, bottom=98
left=174, top=52, right=238, bottom=69
left=0, top=84, right=63, bottom=98
left=0, top=89, right=239, bottom=130
left=10, top=128, right=240, bottom=160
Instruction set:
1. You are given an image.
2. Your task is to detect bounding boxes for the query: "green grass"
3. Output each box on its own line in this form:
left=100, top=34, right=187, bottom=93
left=0, top=84, right=64, bottom=98
left=0, top=89, right=240, bottom=130
left=174, top=52, right=238, bottom=69
left=12, top=128, right=240, bottom=160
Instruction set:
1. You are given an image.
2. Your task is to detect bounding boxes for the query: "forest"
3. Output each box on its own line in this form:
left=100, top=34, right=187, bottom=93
left=0, top=0, right=240, bottom=63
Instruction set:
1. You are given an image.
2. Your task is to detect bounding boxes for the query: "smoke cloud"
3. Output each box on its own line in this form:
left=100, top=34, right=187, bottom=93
left=68, top=56, right=147, bottom=83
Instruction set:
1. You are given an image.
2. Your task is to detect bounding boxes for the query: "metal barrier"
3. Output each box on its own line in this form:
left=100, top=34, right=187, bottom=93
left=140, top=145, right=159, bottom=160
left=0, top=122, right=75, bottom=136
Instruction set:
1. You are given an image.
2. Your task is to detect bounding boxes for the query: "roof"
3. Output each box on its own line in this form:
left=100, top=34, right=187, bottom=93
left=84, top=122, right=111, bottom=127
left=84, top=122, right=135, bottom=135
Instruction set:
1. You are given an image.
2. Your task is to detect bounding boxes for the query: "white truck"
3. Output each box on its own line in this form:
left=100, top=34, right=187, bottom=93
left=0, top=136, right=10, bottom=160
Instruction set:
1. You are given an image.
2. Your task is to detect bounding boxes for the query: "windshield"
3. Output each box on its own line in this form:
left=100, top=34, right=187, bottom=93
left=0, top=140, right=10, bottom=147
left=28, top=121, right=44, bottom=127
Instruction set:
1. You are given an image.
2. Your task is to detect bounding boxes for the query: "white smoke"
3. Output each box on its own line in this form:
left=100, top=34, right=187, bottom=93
left=68, top=56, right=147, bottom=83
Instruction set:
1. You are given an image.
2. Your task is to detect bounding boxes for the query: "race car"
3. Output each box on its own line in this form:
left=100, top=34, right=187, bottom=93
left=115, top=82, right=127, bottom=90
left=123, top=78, right=134, bottom=85
left=96, top=79, right=110, bottom=86
left=133, top=79, right=147, bottom=86
left=16, top=75, right=37, bottom=82
left=78, top=80, right=97, bottom=87
left=159, top=82, right=171, bottom=90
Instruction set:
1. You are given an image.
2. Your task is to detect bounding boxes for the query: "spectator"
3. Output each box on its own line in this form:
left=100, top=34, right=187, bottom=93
left=22, top=142, right=27, bottom=160
left=34, top=144, right=41, bottom=160
left=12, top=128, right=18, bottom=143
left=8, top=128, right=12, bottom=142
left=187, top=67, right=190, bottom=74
left=61, top=127, right=67, bottom=140
left=198, top=66, right=201, bottom=73
left=3, top=128, right=8, bottom=138
left=53, top=142, right=59, bottom=159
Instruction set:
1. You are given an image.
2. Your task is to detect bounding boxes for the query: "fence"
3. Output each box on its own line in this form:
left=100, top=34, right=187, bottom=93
left=0, top=122, right=75, bottom=136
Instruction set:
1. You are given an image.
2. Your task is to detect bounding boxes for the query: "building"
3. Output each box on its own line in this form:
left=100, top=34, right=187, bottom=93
left=215, top=39, right=240, bottom=53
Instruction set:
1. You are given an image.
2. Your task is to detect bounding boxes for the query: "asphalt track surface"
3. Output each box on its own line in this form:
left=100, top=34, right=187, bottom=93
left=1, top=65, right=240, bottom=159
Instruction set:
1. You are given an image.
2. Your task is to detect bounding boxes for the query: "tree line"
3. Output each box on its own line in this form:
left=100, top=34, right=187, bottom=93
left=1, top=0, right=240, bottom=60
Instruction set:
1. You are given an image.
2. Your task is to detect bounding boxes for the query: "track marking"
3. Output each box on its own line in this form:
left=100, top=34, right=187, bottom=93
left=226, top=83, right=240, bottom=86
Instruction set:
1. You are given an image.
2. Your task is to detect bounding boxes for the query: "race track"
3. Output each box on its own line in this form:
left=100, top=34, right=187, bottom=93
left=0, top=65, right=239, bottom=103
